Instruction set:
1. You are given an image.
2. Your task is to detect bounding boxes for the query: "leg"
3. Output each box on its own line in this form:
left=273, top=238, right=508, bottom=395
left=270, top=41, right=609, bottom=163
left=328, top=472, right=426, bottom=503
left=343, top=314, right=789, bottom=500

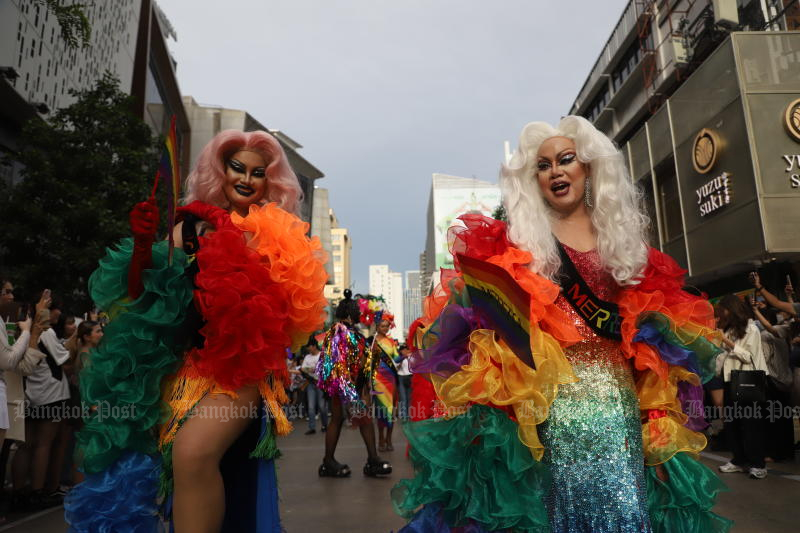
left=30, top=419, right=59, bottom=491
left=11, top=422, right=34, bottom=492
left=359, top=417, right=379, bottom=460
left=323, top=397, right=345, bottom=463
left=378, top=425, right=386, bottom=450
left=171, top=385, right=260, bottom=533
left=386, top=425, right=394, bottom=450
left=741, top=402, right=766, bottom=469
left=397, top=376, right=409, bottom=420
left=44, top=420, right=70, bottom=493
left=319, top=390, right=329, bottom=429
left=306, top=386, right=318, bottom=432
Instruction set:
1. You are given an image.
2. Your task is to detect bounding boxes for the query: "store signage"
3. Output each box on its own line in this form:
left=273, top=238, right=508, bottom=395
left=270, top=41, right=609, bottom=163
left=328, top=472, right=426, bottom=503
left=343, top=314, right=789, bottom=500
left=783, top=98, right=800, bottom=143
left=781, top=154, right=800, bottom=188
left=692, top=128, right=721, bottom=174
left=696, top=172, right=732, bottom=216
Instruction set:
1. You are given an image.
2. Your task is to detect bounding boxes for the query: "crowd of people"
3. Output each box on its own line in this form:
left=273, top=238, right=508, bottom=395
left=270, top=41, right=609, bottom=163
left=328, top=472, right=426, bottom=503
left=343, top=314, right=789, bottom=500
left=708, top=274, right=800, bottom=479
left=0, top=280, right=103, bottom=523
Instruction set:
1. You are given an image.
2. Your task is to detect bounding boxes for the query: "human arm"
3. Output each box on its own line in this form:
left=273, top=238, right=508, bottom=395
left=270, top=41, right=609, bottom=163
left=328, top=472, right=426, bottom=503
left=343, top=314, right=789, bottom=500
left=6, top=290, right=52, bottom=371
left=723, top=324, right=761, bottom=364
left=750, top=272, right=796, bottom=316
left=0, top=316, right=30, bottom=371
left=752, top=302, right=780, bottom=338
left=39, top=328, right=71, bottom=366
left=128, top=200, right=159, bottom=299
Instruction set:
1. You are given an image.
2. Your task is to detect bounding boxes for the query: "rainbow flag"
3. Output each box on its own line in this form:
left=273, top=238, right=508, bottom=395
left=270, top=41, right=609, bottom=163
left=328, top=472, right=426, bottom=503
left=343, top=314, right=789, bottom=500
left=150, top=116, right=181, bottom=263
left=456, top=253, right=534, bottom=369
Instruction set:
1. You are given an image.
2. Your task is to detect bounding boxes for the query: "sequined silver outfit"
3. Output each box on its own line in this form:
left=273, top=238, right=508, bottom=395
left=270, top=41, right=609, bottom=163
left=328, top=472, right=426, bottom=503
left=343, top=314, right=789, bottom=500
left=540, top=246, right=651, bottom=533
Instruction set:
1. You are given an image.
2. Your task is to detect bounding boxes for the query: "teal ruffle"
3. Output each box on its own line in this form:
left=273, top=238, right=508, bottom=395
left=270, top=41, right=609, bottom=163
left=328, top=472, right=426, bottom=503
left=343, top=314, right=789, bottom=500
left=646, top=452, right=733, bottom=533
left=77, top=239, right=193, bottom=475
left=392, top=404, right=550, bottom=532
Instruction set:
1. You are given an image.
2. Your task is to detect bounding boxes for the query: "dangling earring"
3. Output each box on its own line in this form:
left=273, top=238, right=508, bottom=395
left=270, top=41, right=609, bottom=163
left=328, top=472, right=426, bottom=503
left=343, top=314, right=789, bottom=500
left=584, top=177, right=593, bottom=208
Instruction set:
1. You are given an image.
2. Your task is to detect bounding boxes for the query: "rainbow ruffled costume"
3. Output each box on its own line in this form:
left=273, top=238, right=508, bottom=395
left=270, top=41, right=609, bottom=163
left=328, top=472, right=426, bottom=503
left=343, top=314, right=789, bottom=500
left=317, top=322, right=372, bottom=414
left=64, top=201, right=328, bottom=532
left=373, top=336, right=402, bottom=427
left=392, top=214, right=732, bottom=533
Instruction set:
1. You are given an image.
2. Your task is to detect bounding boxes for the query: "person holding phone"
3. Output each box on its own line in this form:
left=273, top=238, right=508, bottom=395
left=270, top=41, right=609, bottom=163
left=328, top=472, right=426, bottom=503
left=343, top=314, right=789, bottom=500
left=749, top=272, right=798, bottom=318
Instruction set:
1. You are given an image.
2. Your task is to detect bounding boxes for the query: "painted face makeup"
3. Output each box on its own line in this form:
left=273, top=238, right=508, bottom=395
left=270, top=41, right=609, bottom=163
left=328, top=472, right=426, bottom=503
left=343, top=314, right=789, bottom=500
left=222, top=150, right=269, bottom=215
left=535, top=136, right=589, bottom=215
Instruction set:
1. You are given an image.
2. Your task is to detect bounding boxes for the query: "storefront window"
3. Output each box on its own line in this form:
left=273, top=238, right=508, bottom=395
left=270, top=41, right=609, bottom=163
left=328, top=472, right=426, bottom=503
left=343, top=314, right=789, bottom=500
left=657, top=167, right=683, bottom=242
left=639, top=176, right=660, bottom=247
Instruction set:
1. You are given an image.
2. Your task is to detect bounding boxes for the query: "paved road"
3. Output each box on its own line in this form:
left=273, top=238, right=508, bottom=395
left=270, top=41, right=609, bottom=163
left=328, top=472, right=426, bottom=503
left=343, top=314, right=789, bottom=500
left=4, top=421, right=799, bottom=532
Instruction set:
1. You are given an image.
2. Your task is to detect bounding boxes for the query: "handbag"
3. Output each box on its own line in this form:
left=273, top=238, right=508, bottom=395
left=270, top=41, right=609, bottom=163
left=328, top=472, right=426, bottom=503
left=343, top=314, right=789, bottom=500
left=730, top=369, right=767, bottom=404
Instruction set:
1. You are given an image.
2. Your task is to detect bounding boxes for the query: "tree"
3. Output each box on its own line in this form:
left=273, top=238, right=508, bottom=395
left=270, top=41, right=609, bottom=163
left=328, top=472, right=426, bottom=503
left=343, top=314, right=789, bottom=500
left=38, top=0, right=92, bottom=49
left=492, top=203, right=507, bottom=222
left=0, top=73, right=158, bottom=311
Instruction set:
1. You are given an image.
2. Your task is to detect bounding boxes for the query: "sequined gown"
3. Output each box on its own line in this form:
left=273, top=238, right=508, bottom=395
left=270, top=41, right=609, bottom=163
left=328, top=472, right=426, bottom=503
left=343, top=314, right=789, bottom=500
left=540, top=245, right=651, bottom=533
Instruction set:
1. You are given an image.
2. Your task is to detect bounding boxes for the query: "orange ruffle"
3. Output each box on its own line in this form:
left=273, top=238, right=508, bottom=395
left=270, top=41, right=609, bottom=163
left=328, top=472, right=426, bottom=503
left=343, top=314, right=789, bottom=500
left=231, top=203, right=329, bottom=352
left=618, top=284, right=720, bottom=382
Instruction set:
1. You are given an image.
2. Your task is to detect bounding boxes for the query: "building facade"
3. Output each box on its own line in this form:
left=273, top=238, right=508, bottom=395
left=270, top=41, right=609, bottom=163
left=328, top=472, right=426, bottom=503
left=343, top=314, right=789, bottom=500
left=422, top=173, right=501, bottom=294
left=0, top=0, right=189, bottom=184
left=569, top=0, right=800, bottom=294
left=311, top=188, right=334, bottom=281
left=328, top=225, right=352, bottom=303
left=403, top=269, right=423, bottom=334
left=369, top=265, right=405, bottom=338
left=183, top=96, right=323, bottom=224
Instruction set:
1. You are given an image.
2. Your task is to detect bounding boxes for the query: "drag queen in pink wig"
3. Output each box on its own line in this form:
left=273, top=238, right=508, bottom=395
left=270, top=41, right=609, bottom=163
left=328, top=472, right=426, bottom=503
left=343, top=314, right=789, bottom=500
left=66, top=130, right=328, bottom=533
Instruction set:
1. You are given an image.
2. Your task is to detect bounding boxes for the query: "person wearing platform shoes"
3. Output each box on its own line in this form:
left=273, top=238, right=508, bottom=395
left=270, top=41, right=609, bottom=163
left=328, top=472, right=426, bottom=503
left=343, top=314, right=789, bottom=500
left=316, top=290, right=391, bottom=478
left=300, top=339, right=328, bottom=435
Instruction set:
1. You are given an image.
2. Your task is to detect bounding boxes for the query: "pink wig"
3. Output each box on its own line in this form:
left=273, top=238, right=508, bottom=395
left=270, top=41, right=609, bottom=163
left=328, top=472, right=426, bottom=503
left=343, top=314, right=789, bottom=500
left=183, top=130, right=302, bottom=214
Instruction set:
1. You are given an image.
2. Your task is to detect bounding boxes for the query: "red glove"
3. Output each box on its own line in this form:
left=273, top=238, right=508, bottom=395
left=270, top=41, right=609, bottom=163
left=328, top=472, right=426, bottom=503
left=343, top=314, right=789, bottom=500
left=128, top=200, right=159, bottom=299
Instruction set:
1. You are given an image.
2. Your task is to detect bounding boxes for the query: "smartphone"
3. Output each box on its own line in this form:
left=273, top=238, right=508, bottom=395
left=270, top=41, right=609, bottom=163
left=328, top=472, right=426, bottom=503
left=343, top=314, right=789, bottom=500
left=787, top=275, right=794, bottom=287
left=16, top=303, right=29, bottom=321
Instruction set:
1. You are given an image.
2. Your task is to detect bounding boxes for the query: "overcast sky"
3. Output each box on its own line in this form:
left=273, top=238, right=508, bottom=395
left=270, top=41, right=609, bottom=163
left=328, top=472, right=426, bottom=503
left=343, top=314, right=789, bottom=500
left=158, top=0, right=629, bottom=292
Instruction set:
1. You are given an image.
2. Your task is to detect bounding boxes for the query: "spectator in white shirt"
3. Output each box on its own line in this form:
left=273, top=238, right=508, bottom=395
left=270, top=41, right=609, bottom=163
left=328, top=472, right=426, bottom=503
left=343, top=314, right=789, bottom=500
left=301, top=340, right=327, bottom=434
left=396, top=344, right=412, bottom=420
left=11, top=294, right=72, bottom=509
left=715, top=294, right=769, bottom=480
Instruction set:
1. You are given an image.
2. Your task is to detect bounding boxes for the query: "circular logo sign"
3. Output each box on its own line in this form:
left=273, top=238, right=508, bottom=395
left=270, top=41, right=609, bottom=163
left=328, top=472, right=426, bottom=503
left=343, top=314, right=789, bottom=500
left=692, top=128, right=720, bottom=175
left=783, top=98, right=800, bottom=143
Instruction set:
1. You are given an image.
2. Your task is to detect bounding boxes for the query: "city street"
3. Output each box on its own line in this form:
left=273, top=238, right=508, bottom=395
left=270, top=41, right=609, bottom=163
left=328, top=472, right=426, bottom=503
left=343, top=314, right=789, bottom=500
left=3, top=421, right=799, bottom=533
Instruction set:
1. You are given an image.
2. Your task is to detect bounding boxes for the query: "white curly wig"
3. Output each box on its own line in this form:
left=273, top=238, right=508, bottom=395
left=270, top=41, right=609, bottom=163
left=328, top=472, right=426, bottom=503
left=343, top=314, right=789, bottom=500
left=500, top=115, right=649, bottom=285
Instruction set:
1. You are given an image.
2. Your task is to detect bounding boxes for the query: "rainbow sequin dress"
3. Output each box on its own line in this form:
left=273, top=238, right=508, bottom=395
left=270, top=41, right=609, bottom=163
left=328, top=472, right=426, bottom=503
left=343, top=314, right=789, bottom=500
left=392, top=214, right=732, bottom=533
left=541, top=246, right=649, bottom=531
